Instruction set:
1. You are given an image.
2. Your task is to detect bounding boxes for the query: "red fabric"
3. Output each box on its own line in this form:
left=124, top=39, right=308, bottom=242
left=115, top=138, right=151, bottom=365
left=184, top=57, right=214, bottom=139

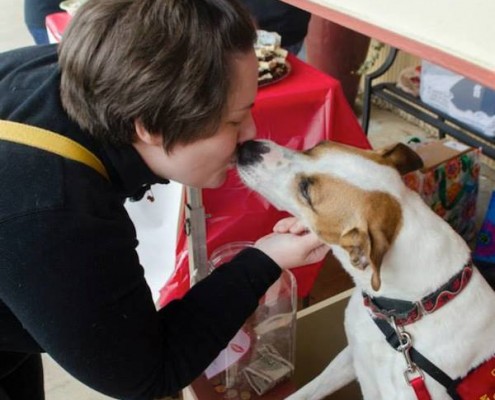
left=158, top=55, right=370, bottom=307
left=410, top=376, right=432, bottom=400
left=45, top=12, right=70, bottom=43
left=455, top=355, right=495, bottom=399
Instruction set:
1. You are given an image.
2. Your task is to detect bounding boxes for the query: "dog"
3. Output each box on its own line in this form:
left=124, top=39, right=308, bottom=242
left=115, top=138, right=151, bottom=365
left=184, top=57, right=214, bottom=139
left=237, top=139, right=495, bottom=399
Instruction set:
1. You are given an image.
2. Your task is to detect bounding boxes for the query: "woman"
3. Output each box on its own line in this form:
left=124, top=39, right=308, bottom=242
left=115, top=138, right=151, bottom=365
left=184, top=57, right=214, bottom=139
left=0, top=0, right=328, bottom=399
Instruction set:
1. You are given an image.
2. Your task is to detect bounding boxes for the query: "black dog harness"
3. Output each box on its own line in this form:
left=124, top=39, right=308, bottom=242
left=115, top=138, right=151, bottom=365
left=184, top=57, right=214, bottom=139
left=361, top=260, right=495, bottom=399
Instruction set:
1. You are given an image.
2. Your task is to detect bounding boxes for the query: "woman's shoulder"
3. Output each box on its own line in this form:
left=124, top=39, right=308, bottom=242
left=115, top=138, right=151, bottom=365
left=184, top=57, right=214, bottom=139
left=0, top=44, right=59, bottom=86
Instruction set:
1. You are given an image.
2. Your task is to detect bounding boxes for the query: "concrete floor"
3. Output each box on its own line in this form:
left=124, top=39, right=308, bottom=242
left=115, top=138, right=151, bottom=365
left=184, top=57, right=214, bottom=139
left=1, top=1, right=495, bottom=399
left=0, top=0, right=32, bottom=52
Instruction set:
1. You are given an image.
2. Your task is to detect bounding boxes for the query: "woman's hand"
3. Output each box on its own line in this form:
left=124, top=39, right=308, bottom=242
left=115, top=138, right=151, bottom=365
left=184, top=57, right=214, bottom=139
left=254, top=217, right=330, bottom=269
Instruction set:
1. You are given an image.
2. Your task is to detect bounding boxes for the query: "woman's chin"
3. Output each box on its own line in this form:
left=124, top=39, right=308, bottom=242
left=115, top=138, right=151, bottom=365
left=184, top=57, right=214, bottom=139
left=200, top=173, right=228, bottom=189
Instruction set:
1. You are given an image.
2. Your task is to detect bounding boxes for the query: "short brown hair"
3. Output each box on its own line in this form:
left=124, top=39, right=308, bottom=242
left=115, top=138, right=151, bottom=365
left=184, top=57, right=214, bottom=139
left=58, top=0, right=256, bottom=150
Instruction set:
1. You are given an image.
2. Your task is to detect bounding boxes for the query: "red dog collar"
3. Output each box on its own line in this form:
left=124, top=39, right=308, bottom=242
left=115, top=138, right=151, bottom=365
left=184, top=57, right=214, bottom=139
left=363, top=260, right=474, bottom=325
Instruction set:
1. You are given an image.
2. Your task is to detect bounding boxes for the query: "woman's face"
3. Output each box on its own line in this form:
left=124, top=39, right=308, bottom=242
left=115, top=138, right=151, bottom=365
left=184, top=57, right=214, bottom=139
left=134, top=50, right=258, bottom=188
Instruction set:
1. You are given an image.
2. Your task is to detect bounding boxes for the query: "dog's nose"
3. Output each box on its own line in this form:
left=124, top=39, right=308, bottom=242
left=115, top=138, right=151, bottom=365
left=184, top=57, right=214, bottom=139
left=237, top=140, right=270, bottom=166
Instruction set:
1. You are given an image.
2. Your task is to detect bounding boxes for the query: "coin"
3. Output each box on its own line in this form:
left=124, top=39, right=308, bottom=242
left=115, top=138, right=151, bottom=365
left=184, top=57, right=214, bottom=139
left=225, top=389, right=238, bottom=399
left=214, top=384, right=227, bottom=394
left=240, top=390, right=251, bottom=400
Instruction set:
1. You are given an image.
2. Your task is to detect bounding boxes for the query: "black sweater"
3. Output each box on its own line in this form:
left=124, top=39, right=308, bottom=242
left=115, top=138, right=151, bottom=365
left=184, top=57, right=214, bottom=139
left=0, top=44, right=281, bottom=399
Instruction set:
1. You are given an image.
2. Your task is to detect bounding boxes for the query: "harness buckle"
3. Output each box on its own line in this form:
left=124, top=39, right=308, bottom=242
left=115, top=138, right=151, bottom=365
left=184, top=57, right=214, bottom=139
left=404, top=364, right=425, bottom=385
left=390, top=316, right=426, bottom=386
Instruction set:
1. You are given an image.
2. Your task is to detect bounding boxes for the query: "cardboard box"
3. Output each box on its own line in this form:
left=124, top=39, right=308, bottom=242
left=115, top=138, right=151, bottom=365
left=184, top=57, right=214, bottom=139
left=292, top=290, right=361, bottom=399
left=403, top=139, right=481, bottom=240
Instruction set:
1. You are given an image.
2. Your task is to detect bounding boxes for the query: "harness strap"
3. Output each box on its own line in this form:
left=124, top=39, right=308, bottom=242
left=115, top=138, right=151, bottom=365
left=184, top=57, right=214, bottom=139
left=0, top=120, right=109, bottom=180
left=373, top=318, right=462, bottom=400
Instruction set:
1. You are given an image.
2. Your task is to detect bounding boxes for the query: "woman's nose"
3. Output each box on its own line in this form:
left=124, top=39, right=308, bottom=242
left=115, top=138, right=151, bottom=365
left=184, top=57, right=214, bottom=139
left=238, top=112, right=256, bottom=143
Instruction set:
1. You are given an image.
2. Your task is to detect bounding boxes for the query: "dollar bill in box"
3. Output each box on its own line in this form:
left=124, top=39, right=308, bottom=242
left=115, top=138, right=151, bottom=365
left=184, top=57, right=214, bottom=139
left=402, top=139, right=480, bottom=241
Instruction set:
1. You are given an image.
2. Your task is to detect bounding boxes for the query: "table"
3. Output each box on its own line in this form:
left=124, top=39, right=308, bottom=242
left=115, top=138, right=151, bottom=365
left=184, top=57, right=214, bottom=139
left=158, top=54, right=370, bottom=307
left=45, top=12, right=70, bottom=43
left=183, top=375, right=296, bottom=400
left=279, top=0, right=495, bottom=90
left=279, top=0, right=495, bottom=158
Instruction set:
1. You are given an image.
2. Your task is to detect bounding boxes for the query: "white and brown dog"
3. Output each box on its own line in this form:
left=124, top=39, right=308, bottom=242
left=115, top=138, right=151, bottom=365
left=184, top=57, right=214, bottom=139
left=237, top=140, right=495, bottom=399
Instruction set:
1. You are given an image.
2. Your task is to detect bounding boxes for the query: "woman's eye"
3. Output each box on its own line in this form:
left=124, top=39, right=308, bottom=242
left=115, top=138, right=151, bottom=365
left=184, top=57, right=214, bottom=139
left=229, top=121, right=242, bottom=127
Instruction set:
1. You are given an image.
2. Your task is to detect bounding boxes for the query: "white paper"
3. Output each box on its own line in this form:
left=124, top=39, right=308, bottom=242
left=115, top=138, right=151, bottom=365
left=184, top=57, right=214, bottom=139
left=204, top=329, right=251, bottom=379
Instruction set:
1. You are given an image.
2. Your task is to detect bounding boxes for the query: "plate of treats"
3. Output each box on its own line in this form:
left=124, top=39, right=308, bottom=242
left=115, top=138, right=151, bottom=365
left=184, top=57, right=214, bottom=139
left=255, top=30, right=291, bottom=87
left=59, top=0, right=87, bottom=15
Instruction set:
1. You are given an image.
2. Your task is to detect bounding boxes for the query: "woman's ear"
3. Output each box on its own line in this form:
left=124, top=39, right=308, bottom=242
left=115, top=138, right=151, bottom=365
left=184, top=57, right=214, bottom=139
left=134, top=119, right=163, bottom=146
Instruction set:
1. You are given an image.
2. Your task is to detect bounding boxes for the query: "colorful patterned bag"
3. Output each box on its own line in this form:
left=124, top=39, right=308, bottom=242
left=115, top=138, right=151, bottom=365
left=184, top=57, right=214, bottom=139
left=403, top=139, right=480, bottom=241
left=473, top=191, right=495, bottom=288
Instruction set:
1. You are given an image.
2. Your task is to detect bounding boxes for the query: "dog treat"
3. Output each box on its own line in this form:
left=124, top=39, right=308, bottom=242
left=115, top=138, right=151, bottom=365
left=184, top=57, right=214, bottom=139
left=255, top=30, right=289, bottom=86
left=242, top=344, right=293, bottom=395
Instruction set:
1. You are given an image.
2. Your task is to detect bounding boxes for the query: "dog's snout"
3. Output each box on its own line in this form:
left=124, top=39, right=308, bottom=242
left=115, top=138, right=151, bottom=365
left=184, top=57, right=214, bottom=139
left=237, top=140, right=270, bottom=166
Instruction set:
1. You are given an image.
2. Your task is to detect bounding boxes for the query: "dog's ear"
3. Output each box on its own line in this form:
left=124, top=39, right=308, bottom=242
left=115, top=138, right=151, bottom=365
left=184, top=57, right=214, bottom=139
left=339, top=225, right=389, bottom=291
left=376, top=143, right=423, bottom=175
left=367, top=224, right=393, bottom=291
left=339, top=228, right=370, bottom=271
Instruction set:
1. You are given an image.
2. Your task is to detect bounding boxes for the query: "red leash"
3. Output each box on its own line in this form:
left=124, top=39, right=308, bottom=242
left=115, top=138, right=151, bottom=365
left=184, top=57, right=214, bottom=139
left=410, top=376, right=432, bottom=400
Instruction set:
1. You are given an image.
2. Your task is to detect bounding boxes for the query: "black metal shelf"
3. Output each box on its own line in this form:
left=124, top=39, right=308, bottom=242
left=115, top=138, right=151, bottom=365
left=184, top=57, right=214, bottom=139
left=372, top=82, right=495, bottom=159
left=360, top=47, right=495, bottom=160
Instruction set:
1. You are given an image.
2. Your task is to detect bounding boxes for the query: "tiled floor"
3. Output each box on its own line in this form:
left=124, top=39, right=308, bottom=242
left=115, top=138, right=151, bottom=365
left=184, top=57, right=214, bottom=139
left=2, top=1, right=495, bottom=399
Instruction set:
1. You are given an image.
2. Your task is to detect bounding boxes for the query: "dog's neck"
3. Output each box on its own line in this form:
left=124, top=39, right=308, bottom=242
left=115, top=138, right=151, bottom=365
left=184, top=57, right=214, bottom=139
left=334, top=191, right=471, bottom=302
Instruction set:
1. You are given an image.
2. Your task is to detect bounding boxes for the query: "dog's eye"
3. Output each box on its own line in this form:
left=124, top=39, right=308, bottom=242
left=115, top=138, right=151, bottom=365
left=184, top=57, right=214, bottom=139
left=299, top=177, right=314, bottom=208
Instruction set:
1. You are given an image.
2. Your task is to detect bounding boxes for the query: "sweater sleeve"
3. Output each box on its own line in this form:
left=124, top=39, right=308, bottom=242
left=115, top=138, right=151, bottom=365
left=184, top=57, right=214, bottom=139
left=0, top=208, right=281, bottom=400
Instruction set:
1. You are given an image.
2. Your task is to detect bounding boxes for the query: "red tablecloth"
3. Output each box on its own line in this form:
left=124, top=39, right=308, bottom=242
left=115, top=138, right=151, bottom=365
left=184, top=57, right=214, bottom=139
left=45, top=12, right=70, bottom=43
left=158, top=55, right=371, bottom=307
